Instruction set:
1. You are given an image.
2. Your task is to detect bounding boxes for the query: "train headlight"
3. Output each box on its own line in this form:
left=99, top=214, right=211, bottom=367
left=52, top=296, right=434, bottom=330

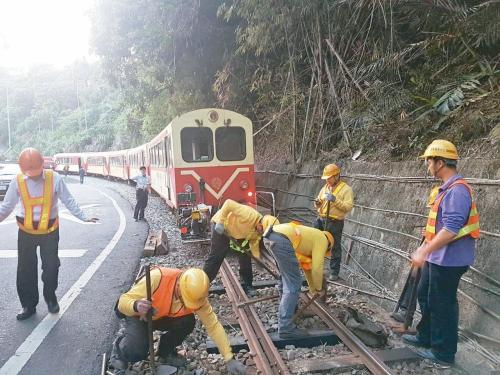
left=247, top=191, right=253, bottom=197
left=239, top=180, right=249, bottom=190
left=184, top=184, right=193, bottom=193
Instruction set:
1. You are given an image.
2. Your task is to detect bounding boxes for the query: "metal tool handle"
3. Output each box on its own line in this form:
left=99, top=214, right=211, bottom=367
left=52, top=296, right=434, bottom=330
left=145, top=264, right=156, bottom=375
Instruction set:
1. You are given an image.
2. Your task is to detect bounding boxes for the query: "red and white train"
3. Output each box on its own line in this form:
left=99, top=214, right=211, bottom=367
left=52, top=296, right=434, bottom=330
left=54, top=108, right=256, bottom=241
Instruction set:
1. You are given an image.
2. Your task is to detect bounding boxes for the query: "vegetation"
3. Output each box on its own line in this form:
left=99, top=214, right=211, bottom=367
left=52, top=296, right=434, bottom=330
left=1, top=0, right=498, bottom=163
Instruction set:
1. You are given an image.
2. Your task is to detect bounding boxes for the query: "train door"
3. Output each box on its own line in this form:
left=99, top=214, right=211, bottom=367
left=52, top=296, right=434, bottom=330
left=164, top=136, right=172, bottom=201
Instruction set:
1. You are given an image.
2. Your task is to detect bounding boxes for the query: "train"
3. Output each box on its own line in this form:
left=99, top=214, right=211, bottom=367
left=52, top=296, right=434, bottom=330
left=54, top=108, right=256, bottom=242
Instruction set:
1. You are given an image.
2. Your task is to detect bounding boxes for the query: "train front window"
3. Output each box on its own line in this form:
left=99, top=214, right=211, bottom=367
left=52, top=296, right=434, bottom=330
left=215, top=127, right=246, bottom=161
left=181, top=128, right=214, bottom=162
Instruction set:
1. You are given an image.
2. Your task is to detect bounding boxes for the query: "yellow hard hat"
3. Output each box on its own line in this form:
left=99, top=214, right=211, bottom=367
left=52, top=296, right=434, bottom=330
left=179, top=268, right=209, bottom=310
left=321, top=164, right=340, bottom=180
left=419, top=140, right=458, bottom=160
left=262, top=215, right=279, bottom=232
left=322, top=231, right=334, bottom=251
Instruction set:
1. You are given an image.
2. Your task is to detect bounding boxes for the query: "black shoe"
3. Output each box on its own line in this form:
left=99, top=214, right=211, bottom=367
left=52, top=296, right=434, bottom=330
left=17, top=307, right=36, bottom=321
left=328, top=274, right=340, bottom=281
left=47, top=300, right=60, bottom=314
left=415, top=349, right=454, bottom=365
left=159, top=353, right=187, bottom=367
left=242, top=285, right=257, bottom=297
left=134, top=218, right=138, bottom=222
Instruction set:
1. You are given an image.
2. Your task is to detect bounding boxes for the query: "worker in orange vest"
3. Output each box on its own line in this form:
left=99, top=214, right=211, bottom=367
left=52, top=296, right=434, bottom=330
left=0, top=148, right=98, bottom=320
left=263, top=223, right=333, bottom=339
left=403, top=140, right=479, bottom=365
left=111, top=268, right=247, bottom=374
left=314, top=163, right=354, bottom=281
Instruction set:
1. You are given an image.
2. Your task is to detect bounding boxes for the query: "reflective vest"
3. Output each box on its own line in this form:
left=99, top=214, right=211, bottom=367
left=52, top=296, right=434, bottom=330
left=286, top=223, right=331, bottom=271
left=320, top=181, right=346, bottom=219
left=152, top=268, right=194, bottom=319
left=17, top=170, right=59, bottom=235
left=424, top=179, right=480, bottom=243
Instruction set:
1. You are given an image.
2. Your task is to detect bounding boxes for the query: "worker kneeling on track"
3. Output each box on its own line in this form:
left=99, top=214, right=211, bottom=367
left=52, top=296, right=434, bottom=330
left=203, top=198, right=277, bottom=296
left=111, top=267, right=247, bottom=374
left=263, top=223, right=334, bottom=339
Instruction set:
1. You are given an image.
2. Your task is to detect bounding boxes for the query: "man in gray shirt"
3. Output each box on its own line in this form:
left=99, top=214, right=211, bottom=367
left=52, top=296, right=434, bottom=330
left=131, top=166, right=151, bottom=222
left=0, top=148, right=97, bottom=320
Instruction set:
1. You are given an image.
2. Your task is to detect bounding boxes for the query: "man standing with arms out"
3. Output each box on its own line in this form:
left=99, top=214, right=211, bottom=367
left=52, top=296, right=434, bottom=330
left=0, top=148, right=98, bottom=320
left=111, top=267, right=247, bottom=374
left=263, top=223, right=334, bottom=338
left=403, top=140, right=479, bottom=365
left=131, top=166, right=151, bottom=222
left=203, top=199, right=277, bottom=295
left=314, top=163, right=354, bottom=281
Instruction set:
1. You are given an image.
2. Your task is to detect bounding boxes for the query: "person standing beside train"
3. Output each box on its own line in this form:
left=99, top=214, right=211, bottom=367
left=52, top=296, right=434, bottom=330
left=203, top=199, right=277, bottom=296
left=0, top=148, right=98, bottom=320
left=131, top=166, right=151, bottom=222
left=313, top=163, right=354, bottom=281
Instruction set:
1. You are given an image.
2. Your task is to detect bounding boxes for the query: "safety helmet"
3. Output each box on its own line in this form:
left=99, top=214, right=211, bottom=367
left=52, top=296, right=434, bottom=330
left=18, top=148, right=44, bottom=177
left=262, top=215, right=279, bottom=232
left=321, top=164, right=340, bottom=180
left=323, top=231, right=334, bottom=251
left=179, top=268, right=209, bottom=310
left=419, top=140, right=458, bottom=160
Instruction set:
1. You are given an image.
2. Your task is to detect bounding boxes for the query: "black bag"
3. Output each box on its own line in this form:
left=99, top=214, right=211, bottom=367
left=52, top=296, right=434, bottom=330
left=342, top=307, right=388, bottom=347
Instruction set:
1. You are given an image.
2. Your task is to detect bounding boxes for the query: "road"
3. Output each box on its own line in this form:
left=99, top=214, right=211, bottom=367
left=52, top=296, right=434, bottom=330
left=0, top=176, right=148, bottom=375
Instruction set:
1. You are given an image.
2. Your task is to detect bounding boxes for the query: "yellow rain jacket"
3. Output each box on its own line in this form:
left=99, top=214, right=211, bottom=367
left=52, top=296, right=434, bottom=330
left=272, top=223, right=330, bottom=294
left=315, top=181, right=354, bottom=220
left=118, top=268, right=234, bottom=362
left=211, top=199, right=263, bottom=258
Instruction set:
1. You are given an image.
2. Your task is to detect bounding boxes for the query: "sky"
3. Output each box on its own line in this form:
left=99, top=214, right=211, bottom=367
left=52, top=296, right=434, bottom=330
left=0, top=0, right=95, bottom=70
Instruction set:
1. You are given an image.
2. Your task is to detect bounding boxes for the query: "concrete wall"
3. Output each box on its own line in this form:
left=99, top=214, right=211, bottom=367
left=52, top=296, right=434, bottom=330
left=255, top=159, right=500, bottom=341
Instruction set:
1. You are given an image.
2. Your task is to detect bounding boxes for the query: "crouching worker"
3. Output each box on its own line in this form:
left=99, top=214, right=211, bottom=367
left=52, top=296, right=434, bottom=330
left=263, top=223, right=334, bottom=339
left=110, top=267, right=247, bottom=374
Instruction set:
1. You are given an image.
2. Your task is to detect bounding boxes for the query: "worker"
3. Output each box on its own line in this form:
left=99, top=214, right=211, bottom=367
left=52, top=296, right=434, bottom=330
left=79, top=166, right=85, bottom=184
left=110, top=267, right=247, bottom=374
left=402, top=140, right=479, bottom=365
left=131, top=166, right=151, bottom=222
left=0, top=148, right=98, bottom=320
left=263, top=222, right=333, bottom=339
left=313, top=163, right=354, bottom=281
left=203, top=199, right=277, bottom=296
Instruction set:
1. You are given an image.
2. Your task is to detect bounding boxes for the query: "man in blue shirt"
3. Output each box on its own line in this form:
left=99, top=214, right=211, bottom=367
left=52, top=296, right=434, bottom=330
left=131, top=166, right=151, bottom=222
left=403, top=140, right=479, bottom=364
left=0, top=148, right=98, bottom=320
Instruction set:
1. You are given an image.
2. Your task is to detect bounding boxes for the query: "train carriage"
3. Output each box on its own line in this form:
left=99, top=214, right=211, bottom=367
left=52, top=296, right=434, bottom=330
left=127, top=145, right=147, bottom=180
left=108, top=151, right=128, bottom=180
left=53, top=153, right=82, bottom=174
left=83, top=152, right=108, bottom=177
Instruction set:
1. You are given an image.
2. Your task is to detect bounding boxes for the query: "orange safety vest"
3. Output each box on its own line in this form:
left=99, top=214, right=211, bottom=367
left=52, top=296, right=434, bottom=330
left=17, top=170, right=59, bottom=235
left=286, top=224, right=331, bottom=271
left=424, top=179, right=480, bottom=243
left=152, top=268, right=194, bottom=319
left=320, top=181, right=346, bottom=219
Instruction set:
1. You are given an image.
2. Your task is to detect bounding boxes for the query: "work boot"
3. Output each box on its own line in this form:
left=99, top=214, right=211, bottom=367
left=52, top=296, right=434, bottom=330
left=415, top=349, right=454, bottom=365
left=328, top=274, right=339, bottom=282
left=402, top=334, right=430, bottom=348
left=390, top=309, right=407, bottom=323
left=159, top=353, right=187, bottom=367
left=47, top=300, right=60, bottom=314
left=279, top=329, right=310, bottom=340
left=109, top=338, right=128, bottom=370
left=242, top=284, right=257, bottom=297
left=16, top=307, right=36, bottom=321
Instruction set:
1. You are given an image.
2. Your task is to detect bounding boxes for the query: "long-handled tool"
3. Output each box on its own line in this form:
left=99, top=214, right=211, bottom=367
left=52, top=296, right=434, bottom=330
left=145, top=264, right=178, bottom=375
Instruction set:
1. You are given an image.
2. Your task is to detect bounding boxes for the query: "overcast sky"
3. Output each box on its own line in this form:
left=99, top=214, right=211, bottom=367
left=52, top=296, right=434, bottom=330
left=0, top=0, right=94, bottom=70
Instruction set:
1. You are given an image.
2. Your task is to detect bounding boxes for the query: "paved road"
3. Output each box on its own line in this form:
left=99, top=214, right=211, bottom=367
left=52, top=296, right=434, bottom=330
left=0, top=176, right=148, bottom=375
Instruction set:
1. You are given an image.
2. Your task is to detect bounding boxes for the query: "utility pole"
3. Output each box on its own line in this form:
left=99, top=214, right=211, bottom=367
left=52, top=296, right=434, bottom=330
left=6, top=87, right=11, bottom=149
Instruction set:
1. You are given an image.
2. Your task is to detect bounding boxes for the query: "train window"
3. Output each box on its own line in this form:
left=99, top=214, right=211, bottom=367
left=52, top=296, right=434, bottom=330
left=181, top=128, right=214, bottom=163
left=215, top=127, right=246, bottom=161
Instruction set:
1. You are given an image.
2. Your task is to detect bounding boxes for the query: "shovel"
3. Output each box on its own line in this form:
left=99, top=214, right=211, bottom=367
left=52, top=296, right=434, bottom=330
left=145, top=264, right=178, bottom=375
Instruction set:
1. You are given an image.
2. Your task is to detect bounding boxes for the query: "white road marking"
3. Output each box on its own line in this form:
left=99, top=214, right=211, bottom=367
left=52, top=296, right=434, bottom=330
left=0, top=190, right=126, bottom=375
left=0, top=250, right=88, bottom=258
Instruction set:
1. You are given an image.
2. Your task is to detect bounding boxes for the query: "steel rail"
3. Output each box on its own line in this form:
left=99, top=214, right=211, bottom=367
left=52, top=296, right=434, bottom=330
left=260, top=250, right=395, bottom=375
left=220, top=260, right=290, bottom=375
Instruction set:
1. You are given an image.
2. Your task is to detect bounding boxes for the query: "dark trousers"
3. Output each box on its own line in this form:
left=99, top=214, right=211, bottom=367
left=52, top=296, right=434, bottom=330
left=203, top=228, right=253, bottom=287
left=17, top=229, right=60, bottom=308
left=134, top=189, right=148, bottom=219
left=116, top=314, right=195, bottom=363
left=314, top=217, right=344, bottom=275
left=79, top=175, right=84, bottom=184
left=416, top=261, right=468, bottom=362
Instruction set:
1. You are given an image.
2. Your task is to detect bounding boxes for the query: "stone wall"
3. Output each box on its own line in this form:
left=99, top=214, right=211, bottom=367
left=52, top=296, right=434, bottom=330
left=255, top=158, right=500, bottom=342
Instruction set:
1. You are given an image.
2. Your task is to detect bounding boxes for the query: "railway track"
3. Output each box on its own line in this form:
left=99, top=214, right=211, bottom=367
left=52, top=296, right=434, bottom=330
left=219, top=250, right=397, bottom=375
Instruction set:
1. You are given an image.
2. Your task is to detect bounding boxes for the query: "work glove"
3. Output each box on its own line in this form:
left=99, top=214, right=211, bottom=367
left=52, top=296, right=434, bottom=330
left=226, top=359, right=247, bottom=375
left=325, top=193, right=336, bottom=202
left=214, top=222, right=225, bottom=235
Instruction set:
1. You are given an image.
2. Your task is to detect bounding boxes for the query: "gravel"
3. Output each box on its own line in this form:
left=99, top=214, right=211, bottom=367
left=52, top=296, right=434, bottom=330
left=99, top=178, right=483, bottom=375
